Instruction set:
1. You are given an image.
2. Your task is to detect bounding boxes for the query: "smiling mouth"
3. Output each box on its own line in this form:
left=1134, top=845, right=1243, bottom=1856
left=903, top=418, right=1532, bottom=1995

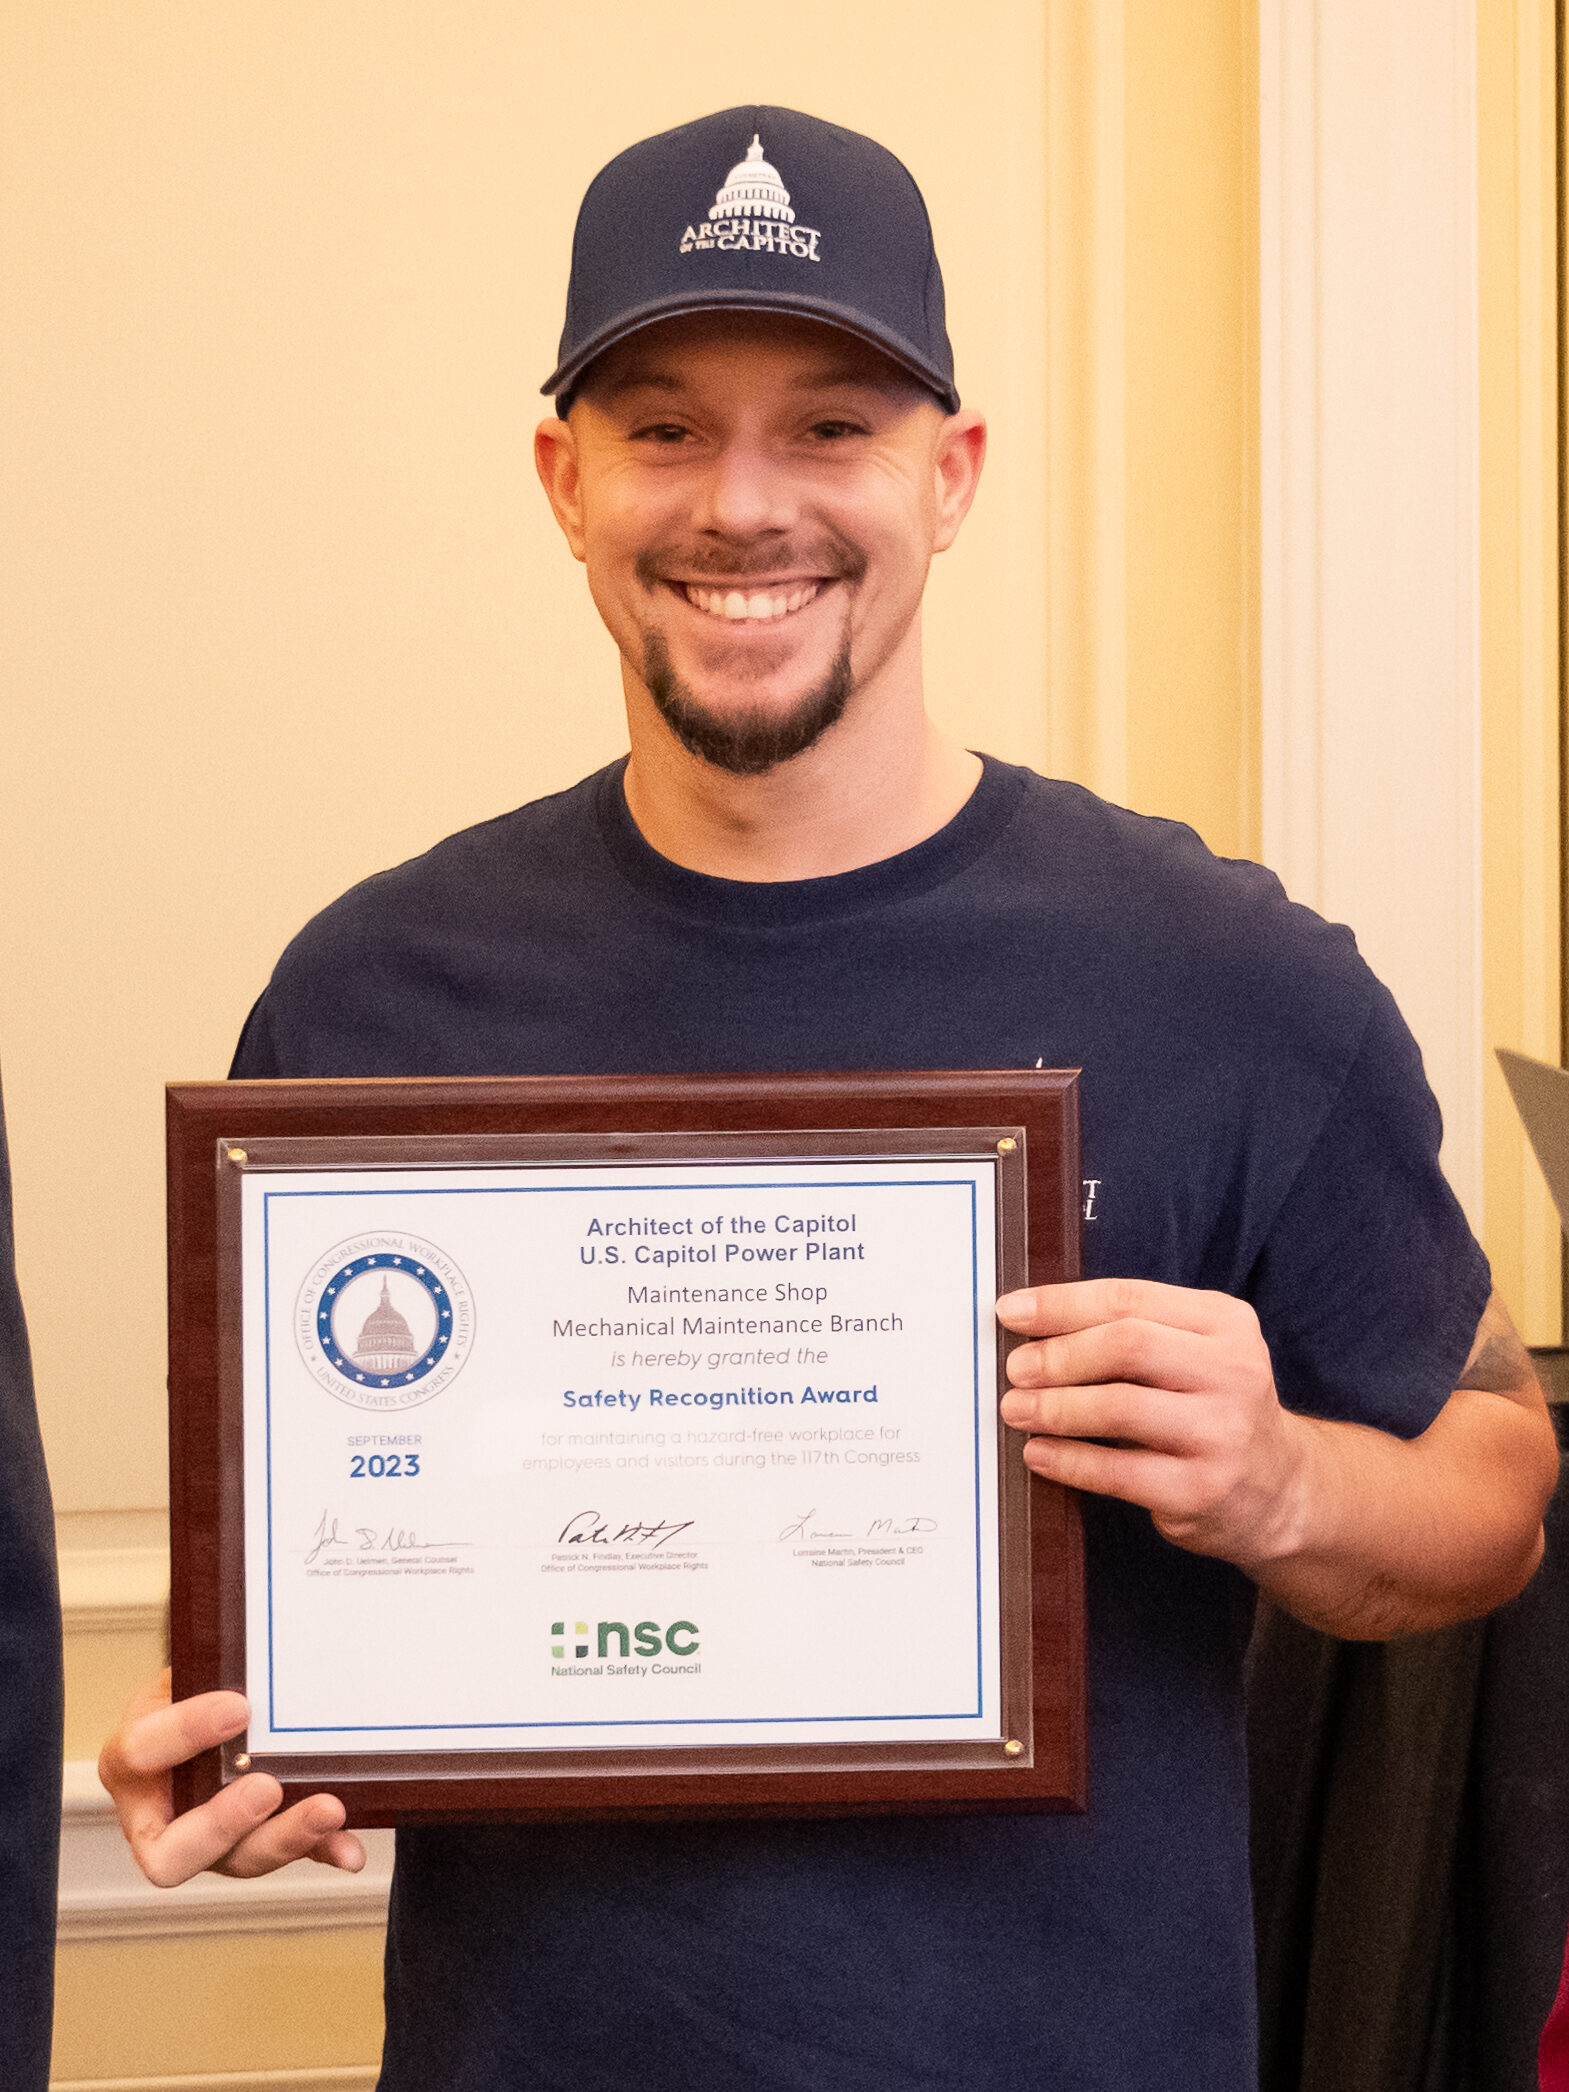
left=677, top=580, right=826, bottom=623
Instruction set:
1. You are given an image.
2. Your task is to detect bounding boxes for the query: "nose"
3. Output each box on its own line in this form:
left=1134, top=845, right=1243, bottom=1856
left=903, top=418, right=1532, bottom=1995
left=691, top=438, right=797, bottom=545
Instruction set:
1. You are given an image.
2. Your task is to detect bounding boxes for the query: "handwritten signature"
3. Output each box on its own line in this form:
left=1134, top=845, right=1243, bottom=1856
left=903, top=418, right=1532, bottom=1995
left=557, top=1509, right=695, bottom=1552
left=305, top=1511, right=473, bottom=1566
left=778, top=1509, right=939, bottom=1542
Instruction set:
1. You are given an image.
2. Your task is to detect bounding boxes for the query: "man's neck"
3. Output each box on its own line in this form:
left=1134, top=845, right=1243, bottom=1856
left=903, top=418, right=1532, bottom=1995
left=619, top=669, right=983, bottom=885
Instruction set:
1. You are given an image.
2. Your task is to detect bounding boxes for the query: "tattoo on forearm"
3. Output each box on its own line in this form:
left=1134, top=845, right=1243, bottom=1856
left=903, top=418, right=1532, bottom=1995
left=1456, top=1298, right=1534, bottom=1397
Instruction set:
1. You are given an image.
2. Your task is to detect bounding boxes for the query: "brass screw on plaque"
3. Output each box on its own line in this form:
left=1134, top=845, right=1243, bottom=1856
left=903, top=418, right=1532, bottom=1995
left=233, top=1754, right=252, bottom=1772
left=227, top=1148, right=247, bottom=1164
left=996, top=1137, right=1016, bottom=1154
left=1004, top=1739, right=1024, bottom=1758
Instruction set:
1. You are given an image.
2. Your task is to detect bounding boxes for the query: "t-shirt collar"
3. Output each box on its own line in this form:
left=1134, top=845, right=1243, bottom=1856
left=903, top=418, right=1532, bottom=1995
left=593, top=752, right=1027, bottom=928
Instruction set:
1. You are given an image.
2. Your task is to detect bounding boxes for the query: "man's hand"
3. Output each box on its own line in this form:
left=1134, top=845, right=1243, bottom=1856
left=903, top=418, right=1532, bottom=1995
left=997, top=1278, right=1305, bottom=1567
left=996, top=1280, right=1559, bottom=1638
left=99, top=1670, right=365, bottom=1887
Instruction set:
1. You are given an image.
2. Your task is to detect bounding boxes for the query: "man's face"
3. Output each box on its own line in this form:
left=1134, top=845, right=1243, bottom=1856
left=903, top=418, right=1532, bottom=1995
left=537, top=313, right=977, bottom=776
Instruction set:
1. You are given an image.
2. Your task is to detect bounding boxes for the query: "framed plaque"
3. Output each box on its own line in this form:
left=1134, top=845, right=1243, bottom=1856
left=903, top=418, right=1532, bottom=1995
left=168, top=1071, right=1084, bottom=1826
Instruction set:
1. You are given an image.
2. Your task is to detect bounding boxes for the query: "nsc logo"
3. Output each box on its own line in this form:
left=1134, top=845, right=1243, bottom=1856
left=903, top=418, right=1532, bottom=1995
left=296, top=1234, right=475, bottom=1411
left=551, top=1618, right=700, bottom=1674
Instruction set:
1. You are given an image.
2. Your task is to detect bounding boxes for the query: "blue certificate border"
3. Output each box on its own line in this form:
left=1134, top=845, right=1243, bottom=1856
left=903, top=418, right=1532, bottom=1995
left=254, top=1169, right=996, bottom=1743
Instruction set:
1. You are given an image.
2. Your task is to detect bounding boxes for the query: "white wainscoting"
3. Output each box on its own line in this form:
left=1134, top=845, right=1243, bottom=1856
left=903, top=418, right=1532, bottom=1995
left=1260, top=0, right=1486, bottom=1227
left=59, top=1761, right=393, bottom=1944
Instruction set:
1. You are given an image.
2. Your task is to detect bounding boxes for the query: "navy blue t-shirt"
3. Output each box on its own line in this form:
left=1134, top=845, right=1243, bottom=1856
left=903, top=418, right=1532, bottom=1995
left=232, top=756, right=1489, bottom=2092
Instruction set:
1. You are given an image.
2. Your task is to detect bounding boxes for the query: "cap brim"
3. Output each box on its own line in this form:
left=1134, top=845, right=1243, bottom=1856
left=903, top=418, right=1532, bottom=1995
left=542, top=288, right=960, bottom=414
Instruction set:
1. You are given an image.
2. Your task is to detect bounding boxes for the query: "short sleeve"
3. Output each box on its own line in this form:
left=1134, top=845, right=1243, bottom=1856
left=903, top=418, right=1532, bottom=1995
left=229, top=993, right=281, bottom=1079
left=1245, top=976, right=1491, bottom=1439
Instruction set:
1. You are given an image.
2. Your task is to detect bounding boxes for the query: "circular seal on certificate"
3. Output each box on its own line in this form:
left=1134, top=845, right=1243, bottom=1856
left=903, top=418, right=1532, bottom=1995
left=295, top=1234, right=475, bottom=1410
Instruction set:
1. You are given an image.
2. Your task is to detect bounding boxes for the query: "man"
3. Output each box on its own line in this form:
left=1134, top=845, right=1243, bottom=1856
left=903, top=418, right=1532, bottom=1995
left=102, top=107, right=1557, bottom=2089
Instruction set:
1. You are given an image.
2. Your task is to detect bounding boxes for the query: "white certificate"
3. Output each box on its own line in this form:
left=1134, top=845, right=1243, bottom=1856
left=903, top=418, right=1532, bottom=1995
left=240, top=1157, right=1002, bottom=1755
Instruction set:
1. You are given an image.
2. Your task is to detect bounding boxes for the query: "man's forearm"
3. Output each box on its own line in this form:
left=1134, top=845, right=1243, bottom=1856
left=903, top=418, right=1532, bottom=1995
left=1244, top=1388, right=1557, bottom=1639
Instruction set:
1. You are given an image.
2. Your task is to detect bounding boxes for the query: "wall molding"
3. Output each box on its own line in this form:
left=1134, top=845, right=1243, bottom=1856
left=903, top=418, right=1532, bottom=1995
left=59, top=1761, right=392, bottom=1943
left=50, top=2071, right=378, bottom=2092
left=1260, top=0, right=1486, bottom=1227
left=1476, top=0, right=1563, bottom=1339
left=1045, top=0, right=1128, bottom=803
left=59, top=1546, right=169, bottom=1637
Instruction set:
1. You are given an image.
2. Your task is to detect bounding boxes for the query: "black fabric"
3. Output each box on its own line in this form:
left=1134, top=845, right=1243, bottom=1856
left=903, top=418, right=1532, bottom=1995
left=232, top=756, right=1492, bottom=2092
left=0, top=1068, right=62, bottom=2091
left=1250, top=1400, right=1569, bottom=2092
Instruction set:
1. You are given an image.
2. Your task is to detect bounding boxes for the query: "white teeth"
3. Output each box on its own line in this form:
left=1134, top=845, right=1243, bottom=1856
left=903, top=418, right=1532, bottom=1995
left=683, top=582, right=822, bottom=622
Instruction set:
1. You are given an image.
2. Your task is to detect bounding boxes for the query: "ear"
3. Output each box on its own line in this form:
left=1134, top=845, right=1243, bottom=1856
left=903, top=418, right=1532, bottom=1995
left=931, top=411, right=987, bottom=554
left=534, top=414, right=587, bottom=562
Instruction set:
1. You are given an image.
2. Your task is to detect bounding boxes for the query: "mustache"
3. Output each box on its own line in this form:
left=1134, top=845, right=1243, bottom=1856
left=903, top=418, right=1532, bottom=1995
left=635, top=533, right=868, bottom=588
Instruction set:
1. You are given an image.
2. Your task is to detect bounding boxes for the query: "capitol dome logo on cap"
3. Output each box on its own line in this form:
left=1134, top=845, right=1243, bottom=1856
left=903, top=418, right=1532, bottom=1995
left=679, top=134, right=821, bottom=262
left=543, top=105, right=959, bottom=413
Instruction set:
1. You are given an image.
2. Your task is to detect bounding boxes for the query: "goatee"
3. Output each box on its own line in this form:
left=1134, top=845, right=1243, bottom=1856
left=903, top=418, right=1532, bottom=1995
left=642, top=633, right=853, bottom=778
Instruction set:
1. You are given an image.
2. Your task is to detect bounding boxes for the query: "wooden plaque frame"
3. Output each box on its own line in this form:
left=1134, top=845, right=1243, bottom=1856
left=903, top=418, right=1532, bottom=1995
left=168, top=1070, right=1084, bottom=1826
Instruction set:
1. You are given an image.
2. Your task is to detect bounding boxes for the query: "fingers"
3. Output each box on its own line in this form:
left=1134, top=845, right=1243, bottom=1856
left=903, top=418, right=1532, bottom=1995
left=1015, top=1403, right=1305, bottom=1557
left=1018, top=1430, right=1184, bottom=1511
left=132, top=1772, right=285, bottom=1887
left=1005, top=1319, right=1219, bottom=1399
left=996, top=1278, right=1234, bottom=1340
left=994, top=1281, right=1287, bottom=1545
left=102, top=1686, right=250, bottom=1787
left=138, top=1784, right=361, bottom=1887
left=212, top=1794, right=361, bottom=1880
left=1011, top=1392, right=1232, bottom=1517
left=307, top=1828, right=369, bottom=1873
left=1001, top=1379, right=1204, bottom=1455
left=97, top=1666, right=172, bottom=1794
left=100, top=1680, right=255, bottom=1882
left=100, top=1670, right=361, bottom=1888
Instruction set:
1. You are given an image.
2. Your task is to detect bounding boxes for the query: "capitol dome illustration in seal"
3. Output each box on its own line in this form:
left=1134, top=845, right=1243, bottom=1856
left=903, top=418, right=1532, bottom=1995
left=709, top=136, right=795, bottom=224
left=352, top=1277, right=419, bottom=1376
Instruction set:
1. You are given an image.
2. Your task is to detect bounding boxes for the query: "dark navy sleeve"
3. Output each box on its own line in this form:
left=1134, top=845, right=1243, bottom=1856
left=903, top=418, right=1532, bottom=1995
left=229, top=993, right=281, bottom=1079
left=1245, top=976, right=1491, bottom=1438
left=0, top=1070, right=63, bottom=2092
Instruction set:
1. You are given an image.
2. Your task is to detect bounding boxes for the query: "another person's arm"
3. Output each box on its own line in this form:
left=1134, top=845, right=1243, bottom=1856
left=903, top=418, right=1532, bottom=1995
left=0, top=1073, right=64, bottom=2092
left=997, top=1282, right=1557, bottom=1639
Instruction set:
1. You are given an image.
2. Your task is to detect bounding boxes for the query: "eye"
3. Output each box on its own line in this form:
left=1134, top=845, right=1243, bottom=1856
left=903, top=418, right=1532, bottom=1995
left=807, top=418, right=866, bottom=442
left=630, top=422, right=693, bottom=446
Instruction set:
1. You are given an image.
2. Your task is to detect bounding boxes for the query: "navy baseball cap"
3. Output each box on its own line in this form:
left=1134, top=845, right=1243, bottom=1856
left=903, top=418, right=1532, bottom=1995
left=543, top=105, right=959, bottom=413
